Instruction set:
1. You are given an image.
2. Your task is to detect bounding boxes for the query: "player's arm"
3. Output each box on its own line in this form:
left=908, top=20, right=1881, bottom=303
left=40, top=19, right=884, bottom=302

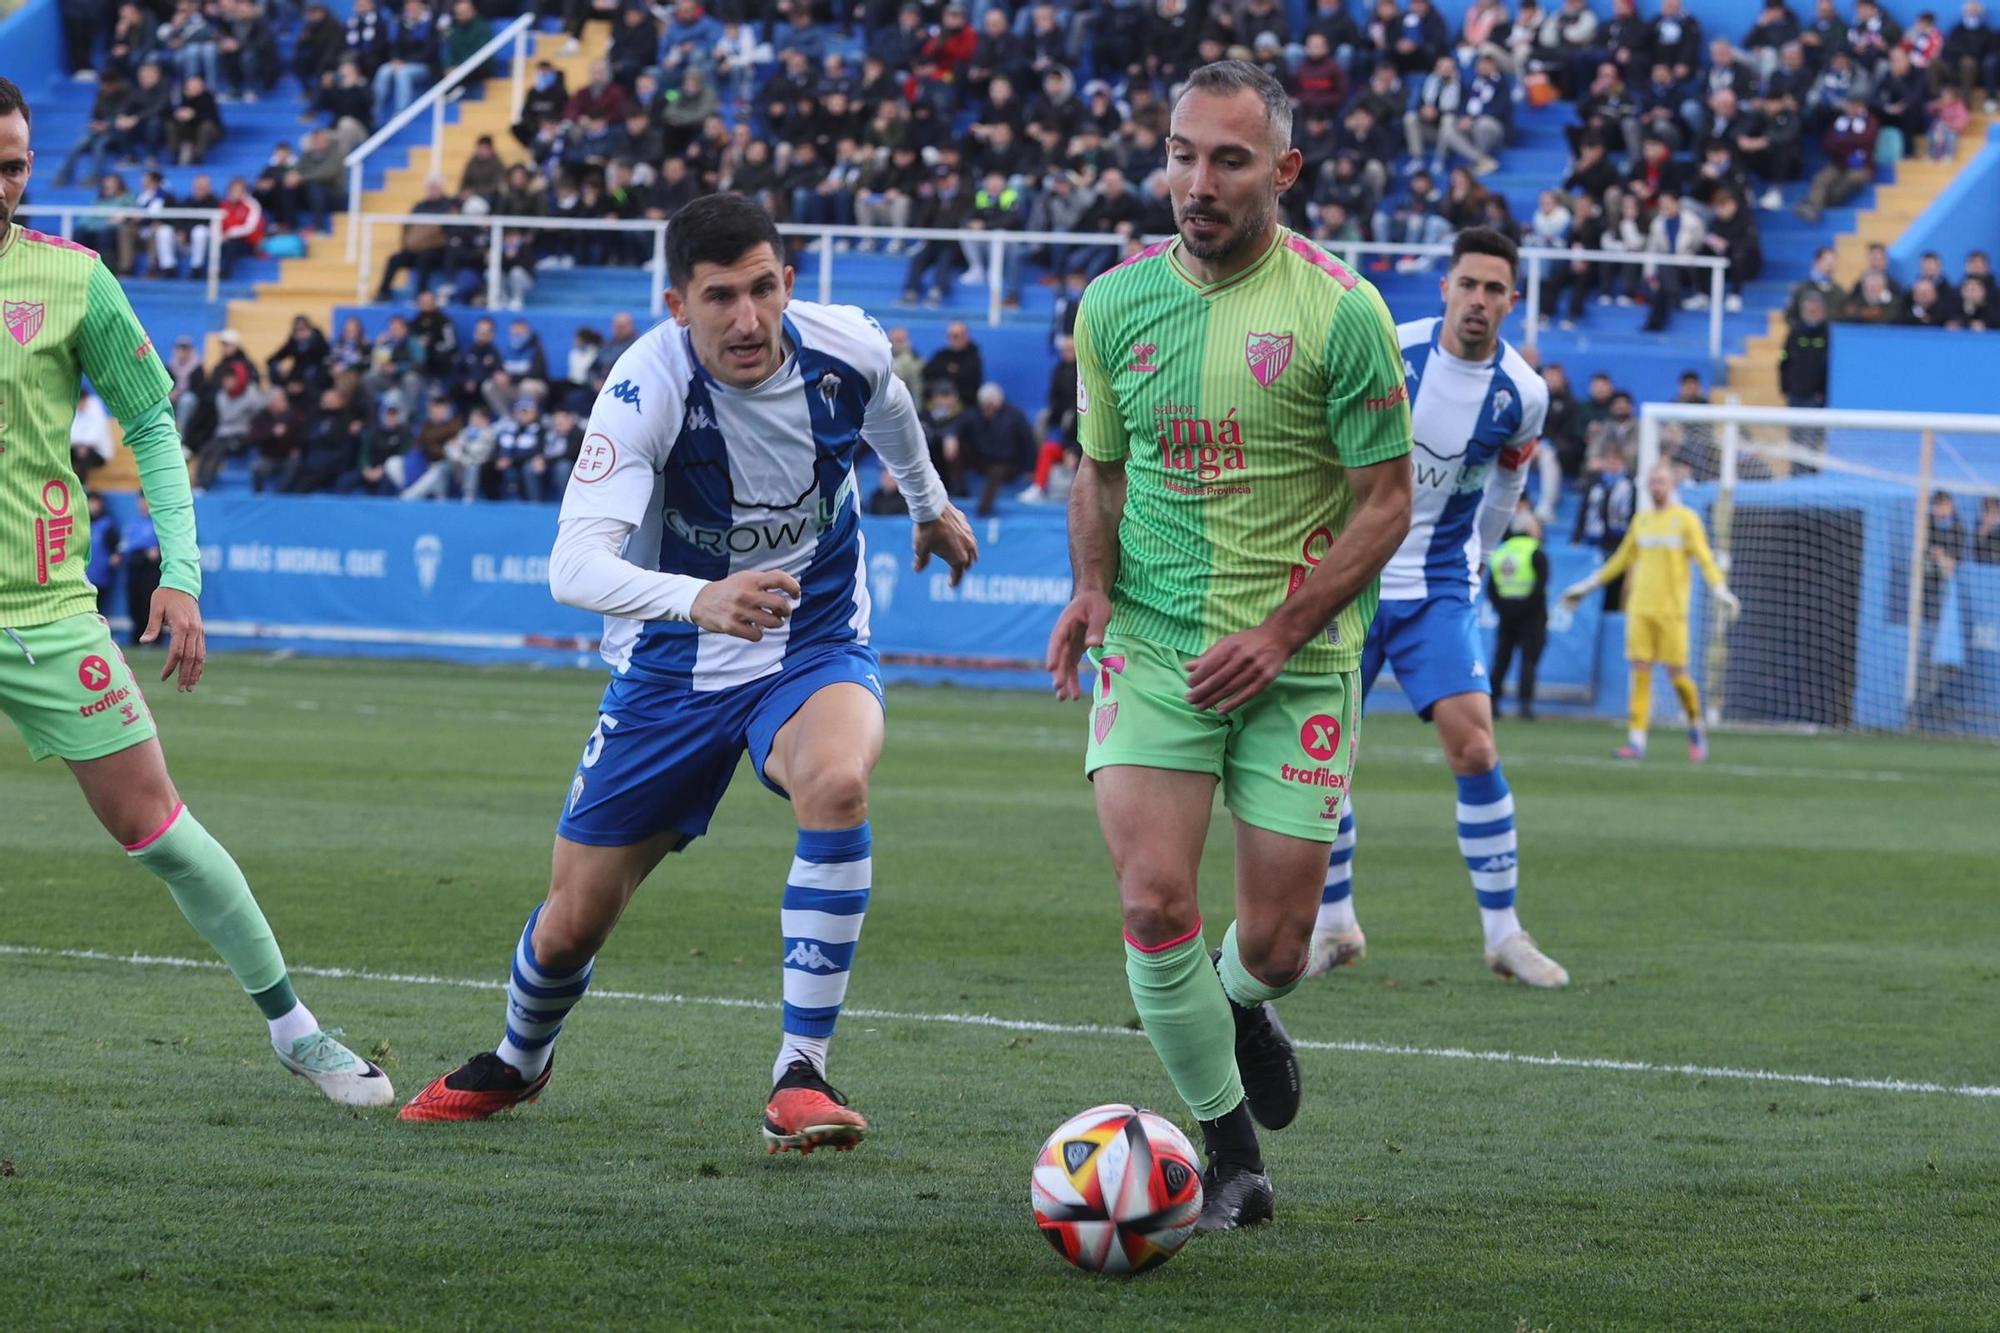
left=1048, top=290, right=1127, bottom=699
left=548, top=368, right=796, bottom=642
left=1683, top=508, right=1740, bottom=615
left=857, top=319, right=976, bottom=585
left=77, top=260, right=203, bottom=690
left=1476, top=384, right=1547, bottom=560
left=1562, top=525, right=1637, bottom=607
left=1186, top=288, right=1415, bottom=714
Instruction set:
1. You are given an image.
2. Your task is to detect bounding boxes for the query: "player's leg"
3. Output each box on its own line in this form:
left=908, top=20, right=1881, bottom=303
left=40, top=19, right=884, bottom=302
left=1661, top=617, right=1706, bottom=762
left=403, top=677, right=739, bottom=1122
left=1433, top=691, right=1567, bottom=988
left=1620, top=614, right=1661, bottom=759
left=1519, top=615, right=1546, bottom=720
left=755, top=672, right=885, bottom=1155
left=1084, top=639, right=1250, bottom=1222
left=0, top=613, right=396, bottom=1107
left=1309, top=610, right=1394, bottom=974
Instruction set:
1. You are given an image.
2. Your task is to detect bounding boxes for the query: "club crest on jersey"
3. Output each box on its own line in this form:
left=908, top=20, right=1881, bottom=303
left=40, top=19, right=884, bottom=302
left=1491, top=388, right=1513, bottom=421
left=5, top=301, right=44, bottom=347
left=817, top=371, right=842, bottom=406
left=1246, top=331, right=1293, bottom=388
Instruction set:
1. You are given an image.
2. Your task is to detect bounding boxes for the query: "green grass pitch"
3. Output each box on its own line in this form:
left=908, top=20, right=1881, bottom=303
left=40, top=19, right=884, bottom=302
left=2, top=656, right=1996, bottom=1329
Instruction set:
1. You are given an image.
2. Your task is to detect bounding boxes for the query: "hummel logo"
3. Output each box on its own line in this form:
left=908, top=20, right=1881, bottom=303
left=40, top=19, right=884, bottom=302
left=785, top=942, right=840, bottom=971
left=1128, top=342, right=1159, bottom=373
left=606, top=379, right=642, bottom=410
left=1474, top=854, right=1517, bottom=874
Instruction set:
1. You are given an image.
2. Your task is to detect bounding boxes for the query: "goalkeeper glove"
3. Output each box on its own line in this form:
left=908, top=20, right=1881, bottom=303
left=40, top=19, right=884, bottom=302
left=1714, top=585, right=1741, bottom=618
left=1559, top=577, right=1597, bottom=610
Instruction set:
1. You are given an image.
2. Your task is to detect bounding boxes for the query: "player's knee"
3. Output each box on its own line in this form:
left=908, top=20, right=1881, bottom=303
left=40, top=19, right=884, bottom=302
left=1117, top=872, right=1200, bottom=947
left=531, top=895, right=617, bottom=968
left=789, top=758, right=871, bottom=829
left=1448, top=733, right=1500, bottom=775
left=1236, top=927, right=1310, bottom=986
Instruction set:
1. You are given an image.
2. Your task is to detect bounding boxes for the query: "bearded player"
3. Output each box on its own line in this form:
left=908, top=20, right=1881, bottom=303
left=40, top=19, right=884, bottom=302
left=1047, top=61, right=1413, bottom=1231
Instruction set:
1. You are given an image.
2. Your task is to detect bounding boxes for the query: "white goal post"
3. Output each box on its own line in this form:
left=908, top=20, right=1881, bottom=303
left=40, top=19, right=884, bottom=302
left=1631, top=403, right=2000, bottom=739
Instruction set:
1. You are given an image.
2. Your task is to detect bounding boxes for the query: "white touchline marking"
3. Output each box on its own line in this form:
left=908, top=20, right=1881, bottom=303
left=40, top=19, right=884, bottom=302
left=5, top=944, right=1995, bottom=1101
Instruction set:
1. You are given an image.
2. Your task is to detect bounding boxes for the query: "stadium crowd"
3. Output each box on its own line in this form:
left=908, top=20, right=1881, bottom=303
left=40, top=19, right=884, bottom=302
left=42, top=0, right=1998, bottom=500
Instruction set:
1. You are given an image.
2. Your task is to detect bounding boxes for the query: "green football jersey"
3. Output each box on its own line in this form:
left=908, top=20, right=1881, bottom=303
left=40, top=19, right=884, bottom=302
left=0, top=225, right=175, bottom=627
left=1073, top=227, right=1413, bottom=675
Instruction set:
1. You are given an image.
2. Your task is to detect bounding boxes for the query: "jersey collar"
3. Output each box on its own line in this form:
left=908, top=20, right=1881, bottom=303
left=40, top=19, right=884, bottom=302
left=1166, top=225, right=1288, bottom=298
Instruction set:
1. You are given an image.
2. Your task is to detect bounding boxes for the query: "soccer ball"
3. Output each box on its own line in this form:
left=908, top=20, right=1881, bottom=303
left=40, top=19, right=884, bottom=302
left=1030, top=1103, right=1204, bottom=1275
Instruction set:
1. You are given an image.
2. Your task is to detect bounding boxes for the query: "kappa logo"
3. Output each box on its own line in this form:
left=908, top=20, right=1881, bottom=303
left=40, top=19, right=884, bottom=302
left=1246, top=330, right=1294, bottom=388
left=784, top=941, right=840, bottom=972
left=5, top=301, right=45, bottom=347
left=605, top=379, right=642, bottom=410
left=1474, top=853, right=1518, bottom=874
left=684, top=404, right=716, bottom=432
left=1127, top=342, right=1160, bottom=373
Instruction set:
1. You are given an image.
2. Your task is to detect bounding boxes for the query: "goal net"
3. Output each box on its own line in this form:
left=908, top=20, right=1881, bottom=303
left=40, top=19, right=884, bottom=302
left=1635, top=403, right=2000, bottom=740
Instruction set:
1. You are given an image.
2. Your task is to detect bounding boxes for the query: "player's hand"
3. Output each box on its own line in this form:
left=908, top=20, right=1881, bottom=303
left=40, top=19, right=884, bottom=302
left=1559, top=577, right=1597, bottom=611
left=689, top=569, right=801, bottom=642
left=1184, top=624, right=1292, bottom=716
left=913, top=504, right=978, bottom=587
left=145, top=587, right=206, bottom=692
left=1046, top=590, right=1112, bottom=701
left=1714, top=585, right=1742, bottom=619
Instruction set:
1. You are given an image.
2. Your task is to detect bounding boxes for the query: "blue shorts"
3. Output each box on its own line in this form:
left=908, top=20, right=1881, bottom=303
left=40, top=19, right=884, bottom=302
left=556, top=642, right=885, bottom=849
left=1360, top=595, right=1486, bottom=721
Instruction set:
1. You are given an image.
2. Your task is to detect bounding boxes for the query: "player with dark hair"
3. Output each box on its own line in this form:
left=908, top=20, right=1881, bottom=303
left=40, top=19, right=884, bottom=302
left=401, top=193, right=978, bottom=1154
left=0, top=76, right=392, bottom=1105
left=1047, top=60, right=1413, bottom=1231
left=1311, top=226, right=1571, bottom=990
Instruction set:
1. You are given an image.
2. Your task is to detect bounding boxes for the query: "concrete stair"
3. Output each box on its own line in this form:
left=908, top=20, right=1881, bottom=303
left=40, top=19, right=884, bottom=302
left=1724, top=115, right=1993, bottom=406
left=212, top=30, right=597, bottom=366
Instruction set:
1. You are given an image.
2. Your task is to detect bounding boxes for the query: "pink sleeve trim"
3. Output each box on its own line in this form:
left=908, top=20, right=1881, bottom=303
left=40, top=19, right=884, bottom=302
left=1286, top=234, right=1358, bottom=289
left=123, top=801, right=187, bottom=852
left=1124, top=917, right=1203, bottom=954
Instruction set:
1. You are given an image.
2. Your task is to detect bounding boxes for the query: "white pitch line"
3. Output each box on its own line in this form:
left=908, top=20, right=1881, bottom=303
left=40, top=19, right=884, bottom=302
left=5, top=944, right=1996, bottom=1101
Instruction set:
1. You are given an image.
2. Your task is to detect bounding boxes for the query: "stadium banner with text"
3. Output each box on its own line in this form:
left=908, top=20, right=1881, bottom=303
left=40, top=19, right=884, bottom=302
left=169, top=497, right=1626, bottom=707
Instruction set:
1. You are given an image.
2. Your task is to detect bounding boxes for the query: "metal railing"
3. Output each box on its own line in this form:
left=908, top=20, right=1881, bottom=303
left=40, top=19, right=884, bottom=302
left=346, top=213, right=1736, bottom=356
left=18, top=204, right=226, bottom=302
left=343, top=13, right=536, bottom=262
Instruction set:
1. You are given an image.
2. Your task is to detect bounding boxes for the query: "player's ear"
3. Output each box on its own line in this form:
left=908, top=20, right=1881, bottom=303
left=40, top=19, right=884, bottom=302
left=781, top=265, right=795, bottom=302
left=664, top=286, right=688, bottom=326
left=1273, top=146, right=1303, bottom=197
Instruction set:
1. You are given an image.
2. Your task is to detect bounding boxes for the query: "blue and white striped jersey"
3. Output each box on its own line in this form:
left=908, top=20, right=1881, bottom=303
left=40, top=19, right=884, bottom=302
left=1379, top=317, right=1547, bottom=602
left=555, top=300, right=945, bottom=691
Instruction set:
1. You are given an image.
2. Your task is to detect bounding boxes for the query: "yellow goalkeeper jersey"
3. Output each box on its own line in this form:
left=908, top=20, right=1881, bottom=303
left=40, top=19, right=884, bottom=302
left=1594, top=503, right=1724, bottom=619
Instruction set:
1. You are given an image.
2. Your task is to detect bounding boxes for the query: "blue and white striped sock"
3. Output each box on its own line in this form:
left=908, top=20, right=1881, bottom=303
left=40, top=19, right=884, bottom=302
left=776, top=823, right=871, bottom=1085
left=1457, top=766, right=1522, bottom=951
left=495, top=905, right=593, bottom=1080
left=1316, top=806, right=1359, bottom=934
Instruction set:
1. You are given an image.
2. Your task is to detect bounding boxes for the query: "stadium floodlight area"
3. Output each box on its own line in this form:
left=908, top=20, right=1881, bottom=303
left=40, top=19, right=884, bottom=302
left=1635, top=403, right=2000, bottom=740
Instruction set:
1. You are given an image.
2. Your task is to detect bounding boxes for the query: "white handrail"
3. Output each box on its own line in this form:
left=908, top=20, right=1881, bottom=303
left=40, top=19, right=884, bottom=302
left=349, top=211, right=1740, bottom=354
left=18, top=204, right=226, bottom=303
left=343, top=13, right=536, bottom=262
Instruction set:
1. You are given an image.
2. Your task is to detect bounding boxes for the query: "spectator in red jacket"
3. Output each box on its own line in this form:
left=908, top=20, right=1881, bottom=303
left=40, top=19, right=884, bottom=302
left=218, top=176, right=266, bottom=278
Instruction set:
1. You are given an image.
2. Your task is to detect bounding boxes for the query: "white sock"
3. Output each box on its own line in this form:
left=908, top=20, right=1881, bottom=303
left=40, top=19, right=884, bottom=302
left=1317, top=896, right=1358, bottom=935
left=1480, top=906, right=1523, bottom=952
left=268, top=1001, right=319, bottom=1052
left=1627, top=727, right=1648, bottom=753
left=774, top=1034, right=830, bottom=1086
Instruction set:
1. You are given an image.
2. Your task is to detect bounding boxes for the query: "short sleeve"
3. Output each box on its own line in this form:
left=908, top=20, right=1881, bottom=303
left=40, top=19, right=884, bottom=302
left=557, top=337, right=676, bottom=526
left=78, top=260, right=175, bottom=422
left=1073, top=288, right=1129, bottom=463
left=1323, top=284, right=1413, bottom=470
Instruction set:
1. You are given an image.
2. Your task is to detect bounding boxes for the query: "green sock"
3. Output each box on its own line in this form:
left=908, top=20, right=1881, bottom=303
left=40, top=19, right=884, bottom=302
left=1124, top=927, right=1243, bottom=1121
left=128, top=808, right=291, bottom=1003
left=1216, top=920, right=1308, bottom=1009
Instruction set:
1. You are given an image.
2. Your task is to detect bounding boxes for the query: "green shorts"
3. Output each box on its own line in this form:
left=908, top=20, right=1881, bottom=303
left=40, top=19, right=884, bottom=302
left=1083, top=635, right=1359, bottom=843
left=0, top=613, right=158, bottom=762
